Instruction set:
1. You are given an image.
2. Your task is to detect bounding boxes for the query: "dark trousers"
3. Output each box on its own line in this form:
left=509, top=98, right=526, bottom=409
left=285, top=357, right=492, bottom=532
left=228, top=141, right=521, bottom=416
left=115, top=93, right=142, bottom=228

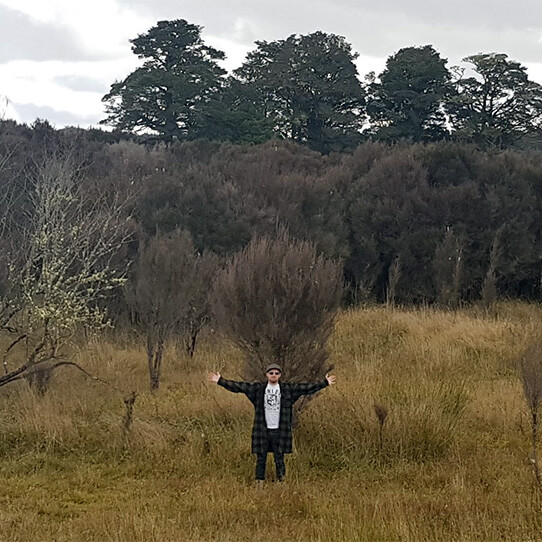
left=255, top=429, right=285, bottom=481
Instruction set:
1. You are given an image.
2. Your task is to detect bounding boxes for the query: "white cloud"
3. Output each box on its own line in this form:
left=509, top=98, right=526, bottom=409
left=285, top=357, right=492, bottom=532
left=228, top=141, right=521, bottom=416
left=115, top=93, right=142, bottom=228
left=204, top=35, right=251, bottom=73
left=0, top=0, right=151, bottom=59
left=0, top=56, right=140, bottom=124
left=524, top=62, right=542, bottom=85
left=0, top=0, right=149, bottom=125
left=1, top=0, right=541, bottom=127
left=355, top=55, right=386, bottom=80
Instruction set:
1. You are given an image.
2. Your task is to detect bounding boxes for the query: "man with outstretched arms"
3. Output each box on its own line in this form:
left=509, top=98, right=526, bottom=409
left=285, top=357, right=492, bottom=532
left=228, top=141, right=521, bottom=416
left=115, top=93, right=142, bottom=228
left=208, top=364, right=336, bottom=482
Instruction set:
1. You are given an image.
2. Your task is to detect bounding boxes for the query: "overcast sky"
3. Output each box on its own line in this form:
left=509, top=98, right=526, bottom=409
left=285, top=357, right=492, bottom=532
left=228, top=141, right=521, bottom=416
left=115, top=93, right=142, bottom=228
left=1, top=0, right=542, bottom=129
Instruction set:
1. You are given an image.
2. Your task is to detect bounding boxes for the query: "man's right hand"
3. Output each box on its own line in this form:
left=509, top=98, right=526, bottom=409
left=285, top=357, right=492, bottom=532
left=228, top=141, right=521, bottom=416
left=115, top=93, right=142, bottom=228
left=208, top=372, right=221, bottom=383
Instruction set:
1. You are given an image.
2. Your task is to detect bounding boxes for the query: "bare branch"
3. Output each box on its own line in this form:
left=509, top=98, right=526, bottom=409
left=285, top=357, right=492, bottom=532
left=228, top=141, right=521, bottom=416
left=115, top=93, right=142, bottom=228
left=0, top=151, right=132, bottom=390
left=2, top=333, right=27, bottom=374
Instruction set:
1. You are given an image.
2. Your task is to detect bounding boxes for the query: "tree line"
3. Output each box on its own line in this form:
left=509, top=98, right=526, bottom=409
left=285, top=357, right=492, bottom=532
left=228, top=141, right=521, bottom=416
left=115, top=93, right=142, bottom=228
left=1, top=118, right=542, bottom=389
left=101, top=19, right=542, bottom=153
left=2, top=120, right=542, bottom=307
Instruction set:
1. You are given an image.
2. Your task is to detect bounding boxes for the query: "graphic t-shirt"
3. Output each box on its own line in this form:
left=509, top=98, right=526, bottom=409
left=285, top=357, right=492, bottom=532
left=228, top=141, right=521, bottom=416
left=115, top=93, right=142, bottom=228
left=264, top=383, right=281, bottom=429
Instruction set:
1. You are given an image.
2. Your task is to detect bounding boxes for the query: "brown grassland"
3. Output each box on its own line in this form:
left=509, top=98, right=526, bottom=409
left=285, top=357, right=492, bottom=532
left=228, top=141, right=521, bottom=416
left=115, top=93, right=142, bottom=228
left=1, top=303, right=542, bottom=541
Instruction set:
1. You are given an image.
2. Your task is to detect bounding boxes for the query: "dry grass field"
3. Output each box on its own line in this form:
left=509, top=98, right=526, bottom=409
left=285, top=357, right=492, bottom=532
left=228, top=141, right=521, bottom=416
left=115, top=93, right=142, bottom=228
left=1, top=303, right=542, bottom=541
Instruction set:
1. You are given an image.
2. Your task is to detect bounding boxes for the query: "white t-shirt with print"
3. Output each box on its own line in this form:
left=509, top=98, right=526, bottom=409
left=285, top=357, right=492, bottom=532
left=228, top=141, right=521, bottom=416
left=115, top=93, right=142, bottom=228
left=264, top=383, right=281, bottom=429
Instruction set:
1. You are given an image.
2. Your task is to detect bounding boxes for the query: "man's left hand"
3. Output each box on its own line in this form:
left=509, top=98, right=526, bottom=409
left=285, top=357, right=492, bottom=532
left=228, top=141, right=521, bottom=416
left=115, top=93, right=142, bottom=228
left=325, top=373, right=336, bottom=385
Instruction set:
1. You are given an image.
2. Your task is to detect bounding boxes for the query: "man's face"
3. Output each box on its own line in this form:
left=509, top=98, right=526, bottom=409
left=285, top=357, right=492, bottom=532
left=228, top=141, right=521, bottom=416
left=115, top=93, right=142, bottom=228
left=266, top=370, right=281, bottom=384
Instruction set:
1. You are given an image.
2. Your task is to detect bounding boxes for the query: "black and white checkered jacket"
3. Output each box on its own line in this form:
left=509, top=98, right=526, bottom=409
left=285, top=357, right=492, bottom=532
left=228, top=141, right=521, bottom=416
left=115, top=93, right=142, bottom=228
left=218, top=377, right=329, bottom=454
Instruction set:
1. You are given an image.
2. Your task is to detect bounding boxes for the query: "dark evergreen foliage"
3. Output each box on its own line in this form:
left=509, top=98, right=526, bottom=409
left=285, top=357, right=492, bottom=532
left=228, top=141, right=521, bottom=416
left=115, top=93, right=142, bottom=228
left=233, top=32, right=366, bottom=153
left=101, top=19, right=226, bottom=142
left=449, top=53, right=542, bottom=148
left=7, top=18, right=542, bottom=316
left=367, top=45, right=453, bottom=142
left=2, top=104, right=542, bottom=312
left=96, top=19, right=542, bottom=152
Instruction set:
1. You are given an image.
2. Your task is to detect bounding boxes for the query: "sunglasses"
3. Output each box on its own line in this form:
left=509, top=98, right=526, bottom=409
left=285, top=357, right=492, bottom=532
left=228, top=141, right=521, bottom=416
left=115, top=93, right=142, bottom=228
left=267, top=371, right=281, bottom=375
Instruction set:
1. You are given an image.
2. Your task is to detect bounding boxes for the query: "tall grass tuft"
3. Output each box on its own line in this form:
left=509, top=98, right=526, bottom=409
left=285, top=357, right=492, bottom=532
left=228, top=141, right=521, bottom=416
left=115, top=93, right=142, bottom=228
left=373, top=402, right=389, bottom=452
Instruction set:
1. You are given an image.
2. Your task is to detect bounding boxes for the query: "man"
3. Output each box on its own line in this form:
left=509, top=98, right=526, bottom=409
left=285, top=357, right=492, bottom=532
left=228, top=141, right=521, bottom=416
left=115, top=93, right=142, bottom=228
left=208, top=364, right=336, bottom=482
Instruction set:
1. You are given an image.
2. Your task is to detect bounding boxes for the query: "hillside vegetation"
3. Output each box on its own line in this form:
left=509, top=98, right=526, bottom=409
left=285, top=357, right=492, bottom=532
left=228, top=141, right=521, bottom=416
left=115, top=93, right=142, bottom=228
left=1, top=303, right=541, bottom=541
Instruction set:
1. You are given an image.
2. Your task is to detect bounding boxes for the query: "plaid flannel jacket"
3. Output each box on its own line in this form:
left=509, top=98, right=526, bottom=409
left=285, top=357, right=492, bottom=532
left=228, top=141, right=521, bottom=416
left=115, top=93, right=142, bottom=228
left=217, top=377, right=329, bottom=454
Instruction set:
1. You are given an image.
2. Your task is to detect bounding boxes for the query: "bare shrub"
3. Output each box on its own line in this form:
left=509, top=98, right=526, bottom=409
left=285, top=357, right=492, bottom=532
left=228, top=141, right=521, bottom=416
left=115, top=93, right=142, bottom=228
left=127, top=230, right=218, bottom=391
left=481, top=231, right=502, bottom=311
left=213, top=229, right=343, bottom=382
left=433, top=228, right=463, bottom=308
left=386, top=255, right=402, bottom=310
left=518, top=338, right=542, bottom=489
left=181, top=250, right=220, bottom=357
left=127, top=230, right=189, bottom=391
